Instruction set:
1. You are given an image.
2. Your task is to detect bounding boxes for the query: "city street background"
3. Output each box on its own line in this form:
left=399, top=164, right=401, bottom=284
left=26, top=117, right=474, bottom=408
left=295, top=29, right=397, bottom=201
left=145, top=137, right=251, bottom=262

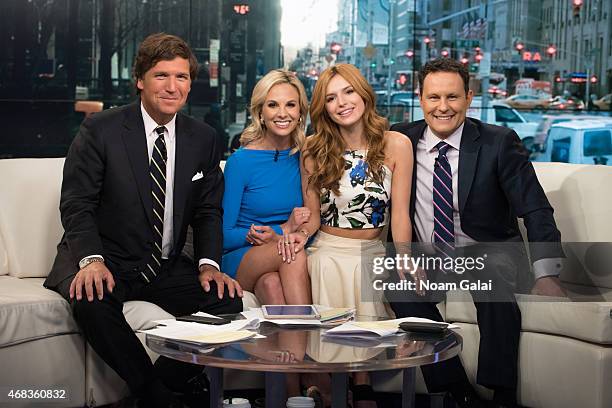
left=0, top=0, right=610, bottom=162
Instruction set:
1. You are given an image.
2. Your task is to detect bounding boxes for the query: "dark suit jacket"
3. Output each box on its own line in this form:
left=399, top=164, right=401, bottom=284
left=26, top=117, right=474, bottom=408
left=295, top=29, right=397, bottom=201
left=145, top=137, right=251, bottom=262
left=45, top=101, right=223, bottom=289
left=391, top=118, right=564, bottom=263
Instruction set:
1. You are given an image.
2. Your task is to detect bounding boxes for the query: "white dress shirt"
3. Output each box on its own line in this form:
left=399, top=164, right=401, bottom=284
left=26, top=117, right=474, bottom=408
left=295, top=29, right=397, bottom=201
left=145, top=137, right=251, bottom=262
left=414, top=124, right=561, bottom=279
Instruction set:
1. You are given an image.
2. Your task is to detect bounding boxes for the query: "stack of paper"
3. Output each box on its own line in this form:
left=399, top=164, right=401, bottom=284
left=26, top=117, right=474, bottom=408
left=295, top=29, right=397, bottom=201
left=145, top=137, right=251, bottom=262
left=323, top=317, right=459, bottom=340
left=240, top=308, right=323, bottom=326
left=140, top=312, right=262, bottom=346
left=319, top=307, right=355, bottom=325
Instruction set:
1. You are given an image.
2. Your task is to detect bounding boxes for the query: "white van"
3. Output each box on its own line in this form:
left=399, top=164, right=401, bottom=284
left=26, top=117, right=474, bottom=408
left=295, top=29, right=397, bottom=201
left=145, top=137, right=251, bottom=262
left=396, top=99, right=539, bottom=143
left=537, top=119, right=612, bottom=165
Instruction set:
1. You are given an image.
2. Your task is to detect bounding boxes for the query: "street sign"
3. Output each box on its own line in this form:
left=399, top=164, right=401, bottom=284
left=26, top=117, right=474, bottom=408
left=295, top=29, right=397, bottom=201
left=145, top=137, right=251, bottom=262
left=479, top=52, right=491, bottom=77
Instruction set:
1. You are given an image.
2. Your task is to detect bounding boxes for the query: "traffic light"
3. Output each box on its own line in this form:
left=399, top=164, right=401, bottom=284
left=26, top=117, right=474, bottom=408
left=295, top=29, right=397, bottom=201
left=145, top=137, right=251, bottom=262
left=398, top=73, right=408, bottom=86
left=546, top=44, right=556, bottom=58
left=370, top=62, right=377, bottom=68
left=233, top=4, right=250, bottom=15
left=573, top=0, right=583, bottom=18
left=405, top=50, right=414, bottom=58
left=590, top=75, right=598, bottom=84
left=330, top=42, right=342, bottom=54
left=515, top=41, right=524, bottom=54
left=460, top=56, right=469, bottom=65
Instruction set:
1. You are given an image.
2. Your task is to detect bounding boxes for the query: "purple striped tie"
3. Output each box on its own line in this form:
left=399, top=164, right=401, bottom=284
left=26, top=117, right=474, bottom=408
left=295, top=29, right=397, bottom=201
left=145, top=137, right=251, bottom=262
left=433, top=141, right=455, bottom=257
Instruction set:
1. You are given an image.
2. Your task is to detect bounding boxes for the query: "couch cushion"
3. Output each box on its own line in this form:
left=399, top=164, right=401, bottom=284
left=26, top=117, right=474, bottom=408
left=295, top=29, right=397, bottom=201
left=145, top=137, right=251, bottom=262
left=445, top=289, right=612, bottom=344
left=532, top=162, right=612, bottom=289
left=0, top=158, right=65, bottom=278
left=0, top=276, right=79, bottom=348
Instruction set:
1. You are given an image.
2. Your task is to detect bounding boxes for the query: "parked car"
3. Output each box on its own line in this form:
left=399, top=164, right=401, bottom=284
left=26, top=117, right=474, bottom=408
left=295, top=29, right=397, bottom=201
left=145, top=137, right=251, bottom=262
left=532, top=114, right=604, bottom=153
left=537, top=119, right=612, bottom=165
left=503, top=94, right=550, bottom=110
left=410, top=100, right=539, bottom=146
left=547, top=96, right=585, bottom=111
left=593, top=94, right=611, bottom=111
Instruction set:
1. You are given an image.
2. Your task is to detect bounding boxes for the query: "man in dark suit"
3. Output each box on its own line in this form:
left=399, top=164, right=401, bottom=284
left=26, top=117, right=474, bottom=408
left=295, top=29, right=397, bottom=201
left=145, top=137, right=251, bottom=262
left=45, top=33, right=243, bottom=407
left=388, top=58, right=565, bottom=407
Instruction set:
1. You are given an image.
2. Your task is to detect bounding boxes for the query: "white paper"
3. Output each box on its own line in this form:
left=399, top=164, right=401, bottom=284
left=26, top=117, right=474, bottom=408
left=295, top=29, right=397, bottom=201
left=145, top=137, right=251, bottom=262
left=323, top=317, right=459, bottom=338
left=241, top=308, right=323, bottom=326
left=141, top=316, right=262, bottom=344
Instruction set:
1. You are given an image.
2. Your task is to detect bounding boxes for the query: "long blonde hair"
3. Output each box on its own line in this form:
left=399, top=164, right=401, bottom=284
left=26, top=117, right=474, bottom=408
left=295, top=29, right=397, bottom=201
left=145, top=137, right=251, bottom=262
left=304, top=63, right=388, bottom=194
left=240, top=69, right=309, bottom=154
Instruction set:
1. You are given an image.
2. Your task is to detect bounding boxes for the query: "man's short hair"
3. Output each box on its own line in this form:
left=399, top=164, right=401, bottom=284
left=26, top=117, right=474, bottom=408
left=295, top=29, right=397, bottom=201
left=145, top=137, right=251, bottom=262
left=132, top=33, right=198, bottom=91
left=418, top=58, right=470, bottom=95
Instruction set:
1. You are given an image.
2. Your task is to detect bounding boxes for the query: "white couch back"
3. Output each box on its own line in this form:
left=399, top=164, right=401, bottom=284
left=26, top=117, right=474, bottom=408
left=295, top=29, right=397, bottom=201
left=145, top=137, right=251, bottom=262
left=0, top=159, right=610, bottom=286
left=0, top=158, right=65, bottom=278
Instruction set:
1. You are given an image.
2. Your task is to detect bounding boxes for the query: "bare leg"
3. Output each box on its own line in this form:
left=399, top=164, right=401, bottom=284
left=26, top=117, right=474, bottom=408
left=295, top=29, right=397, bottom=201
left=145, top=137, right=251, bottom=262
left=253, top=272, right=286, bottom=305
left=236, top=242, right=310, bottom=305
left=278, top=249, right=311, bottom=304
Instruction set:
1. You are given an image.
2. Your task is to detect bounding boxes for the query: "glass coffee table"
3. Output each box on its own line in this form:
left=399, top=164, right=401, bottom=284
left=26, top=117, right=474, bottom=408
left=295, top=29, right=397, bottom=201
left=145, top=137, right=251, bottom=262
left=146, top=318, right=462, bottom=408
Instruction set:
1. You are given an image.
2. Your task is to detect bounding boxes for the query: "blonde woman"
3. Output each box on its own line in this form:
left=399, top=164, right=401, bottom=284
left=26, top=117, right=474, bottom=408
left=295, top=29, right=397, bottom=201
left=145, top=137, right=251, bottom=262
left=222, top=69, right=312, bottom=307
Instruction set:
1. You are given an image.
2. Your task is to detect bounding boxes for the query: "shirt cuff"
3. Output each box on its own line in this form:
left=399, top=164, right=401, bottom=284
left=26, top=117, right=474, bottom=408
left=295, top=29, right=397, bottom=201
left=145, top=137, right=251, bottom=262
left=198, top=258, right=220, bottom=271
left=533, top=258, right=564, bottom=280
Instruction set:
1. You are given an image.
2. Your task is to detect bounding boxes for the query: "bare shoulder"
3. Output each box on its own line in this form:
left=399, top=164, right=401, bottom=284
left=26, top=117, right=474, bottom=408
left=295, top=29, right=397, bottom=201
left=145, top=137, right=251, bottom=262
left=384, top=130, right=412, bottom=154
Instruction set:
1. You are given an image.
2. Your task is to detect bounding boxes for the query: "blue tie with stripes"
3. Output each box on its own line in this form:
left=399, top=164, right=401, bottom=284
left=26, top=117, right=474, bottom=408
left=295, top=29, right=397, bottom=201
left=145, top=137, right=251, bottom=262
left=433, top=141, right=455, bottom=258
left=144, top=125, right=167, bottom=283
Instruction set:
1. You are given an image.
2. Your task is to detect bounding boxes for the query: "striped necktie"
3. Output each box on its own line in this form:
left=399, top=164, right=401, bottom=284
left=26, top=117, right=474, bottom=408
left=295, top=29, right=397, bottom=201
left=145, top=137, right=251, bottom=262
left=433, top=141, right=455, bottom=258
left=144, top=125, right=167, bottom=282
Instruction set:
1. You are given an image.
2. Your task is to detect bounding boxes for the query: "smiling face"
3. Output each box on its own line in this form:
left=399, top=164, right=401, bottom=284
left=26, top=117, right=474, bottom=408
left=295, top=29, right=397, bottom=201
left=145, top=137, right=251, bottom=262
left=324, top=74, right=366, bottom=128
left=420, top=71, right=473, bottom=139
left=137, top=56, right=191, bottom=124
left=261, top=83, right=301, bottom=141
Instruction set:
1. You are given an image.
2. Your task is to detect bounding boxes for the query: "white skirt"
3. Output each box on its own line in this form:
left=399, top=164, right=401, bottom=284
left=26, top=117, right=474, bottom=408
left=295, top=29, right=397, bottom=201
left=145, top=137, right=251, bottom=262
left=307, top=231, right=393, bottom=319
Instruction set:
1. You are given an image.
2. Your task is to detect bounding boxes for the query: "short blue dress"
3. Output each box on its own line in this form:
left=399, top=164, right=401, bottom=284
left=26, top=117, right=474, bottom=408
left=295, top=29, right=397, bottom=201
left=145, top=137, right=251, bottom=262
left=221, top=147, right=303, bottom=278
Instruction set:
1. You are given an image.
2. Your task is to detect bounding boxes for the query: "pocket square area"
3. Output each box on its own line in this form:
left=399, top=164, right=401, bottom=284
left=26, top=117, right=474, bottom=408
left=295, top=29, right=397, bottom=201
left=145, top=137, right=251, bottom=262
left=192, top=171, right=204, bottom=181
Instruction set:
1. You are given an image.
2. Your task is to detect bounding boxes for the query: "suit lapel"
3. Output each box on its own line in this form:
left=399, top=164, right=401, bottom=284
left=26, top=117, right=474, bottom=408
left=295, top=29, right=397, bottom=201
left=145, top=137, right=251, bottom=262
left=458, top=119, right=481, bottom=214
left=172, top=113, right=195, bottom=248
left=122, top=102, right=153, bottom=226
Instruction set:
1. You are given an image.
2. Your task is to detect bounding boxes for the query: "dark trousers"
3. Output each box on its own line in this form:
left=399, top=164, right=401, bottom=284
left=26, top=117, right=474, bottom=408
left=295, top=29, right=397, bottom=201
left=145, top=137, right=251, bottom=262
left=55, top=256, right=242, bottom=395
left=388, top=248, right=522, bottom=392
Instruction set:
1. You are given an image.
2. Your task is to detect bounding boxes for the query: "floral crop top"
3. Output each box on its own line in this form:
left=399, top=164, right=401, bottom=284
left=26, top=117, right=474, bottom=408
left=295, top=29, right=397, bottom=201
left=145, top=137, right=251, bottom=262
left=320, top=150, right=392, bottom=229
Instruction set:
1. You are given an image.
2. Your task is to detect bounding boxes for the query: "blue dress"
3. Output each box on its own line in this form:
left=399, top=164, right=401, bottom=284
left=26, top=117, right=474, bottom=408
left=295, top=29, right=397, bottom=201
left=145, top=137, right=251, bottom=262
left=222, top=147, right=303, bottom=278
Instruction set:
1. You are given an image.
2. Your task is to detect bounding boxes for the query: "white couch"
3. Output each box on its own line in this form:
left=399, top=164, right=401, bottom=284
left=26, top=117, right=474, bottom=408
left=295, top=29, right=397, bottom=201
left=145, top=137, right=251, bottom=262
left=0, top=158, right=259, bottom=407
left=0, top=158, right=611, bottom=407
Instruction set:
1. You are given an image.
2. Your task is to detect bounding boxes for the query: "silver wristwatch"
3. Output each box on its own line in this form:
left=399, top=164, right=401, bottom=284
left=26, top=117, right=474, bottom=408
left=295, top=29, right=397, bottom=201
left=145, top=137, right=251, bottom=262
left=78, top=256, right=105, bottom=270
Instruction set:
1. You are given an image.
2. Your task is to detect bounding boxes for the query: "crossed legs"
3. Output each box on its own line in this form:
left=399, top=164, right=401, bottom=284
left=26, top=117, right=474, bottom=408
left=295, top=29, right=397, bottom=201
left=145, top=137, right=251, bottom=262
left=236, top=241, right=311, bottom=305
